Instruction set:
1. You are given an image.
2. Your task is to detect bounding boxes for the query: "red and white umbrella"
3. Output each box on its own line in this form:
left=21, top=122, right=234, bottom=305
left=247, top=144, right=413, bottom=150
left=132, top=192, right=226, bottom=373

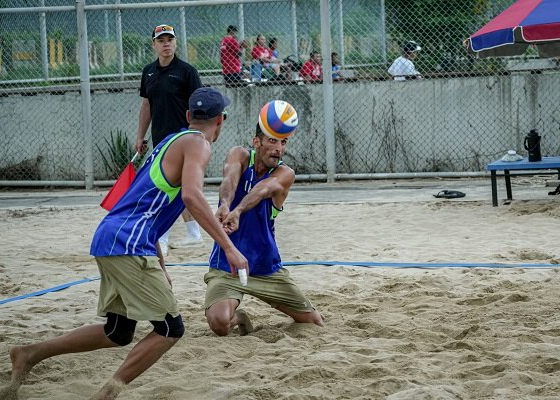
left=467, top=0, right=560, bottom=58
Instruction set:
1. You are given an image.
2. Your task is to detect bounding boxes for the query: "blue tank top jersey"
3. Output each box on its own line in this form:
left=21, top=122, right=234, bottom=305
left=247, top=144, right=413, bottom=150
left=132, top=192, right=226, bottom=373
left=209, top=150, right=283, bottom=276
left=90, top=130, right=199, bottom=257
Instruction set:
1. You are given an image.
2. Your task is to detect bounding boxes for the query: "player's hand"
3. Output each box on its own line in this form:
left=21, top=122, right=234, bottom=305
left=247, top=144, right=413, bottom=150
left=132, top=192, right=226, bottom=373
left=225, top=248, right=248, bottom=278
left=215, top=204, right=230, bottom=224
left=221, top=209, right=240, bottom=234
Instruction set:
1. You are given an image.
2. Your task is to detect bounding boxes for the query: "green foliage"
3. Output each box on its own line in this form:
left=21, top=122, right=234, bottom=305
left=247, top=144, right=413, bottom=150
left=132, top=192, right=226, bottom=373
left=188, top=34, right=221, bottom=70
left=387, top=0, right=487, bottom=73
left=51, top=29, right=63, bottom=41
left=60, top=34, right=77, bottom=62
left=96, top=129, right=144, bottom=179
left=51, top=63, right=80, bottom=78
left=122, top=33, right=148, bottom=60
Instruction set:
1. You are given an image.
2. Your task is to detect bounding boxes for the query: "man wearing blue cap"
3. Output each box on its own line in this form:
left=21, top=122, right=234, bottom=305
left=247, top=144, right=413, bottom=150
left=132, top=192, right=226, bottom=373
left=4, top=87, right=248, bottom=400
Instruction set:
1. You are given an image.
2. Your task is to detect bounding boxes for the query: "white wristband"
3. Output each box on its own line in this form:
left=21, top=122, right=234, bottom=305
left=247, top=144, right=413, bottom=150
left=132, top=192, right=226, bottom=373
left=238, top=269, right=248, bottom=286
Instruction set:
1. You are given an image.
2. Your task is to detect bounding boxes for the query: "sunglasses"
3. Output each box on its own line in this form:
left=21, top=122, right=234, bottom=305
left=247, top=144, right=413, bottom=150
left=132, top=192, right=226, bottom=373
left=154, top=25, right=174, bottom=34
left=222, top=111, right=228, bottom=121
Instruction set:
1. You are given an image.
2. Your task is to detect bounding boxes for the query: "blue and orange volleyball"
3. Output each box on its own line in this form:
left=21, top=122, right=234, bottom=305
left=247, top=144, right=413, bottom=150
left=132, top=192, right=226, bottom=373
left=258, top=100, right=298, bottom=139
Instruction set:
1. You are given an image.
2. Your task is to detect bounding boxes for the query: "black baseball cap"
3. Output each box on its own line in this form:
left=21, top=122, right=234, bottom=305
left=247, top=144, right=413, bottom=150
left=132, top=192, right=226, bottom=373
left=189, top=87, right=231, bottom=120
left=227, top=25, right=238, bottom=33
left=403, top=41, right=421, bottom=53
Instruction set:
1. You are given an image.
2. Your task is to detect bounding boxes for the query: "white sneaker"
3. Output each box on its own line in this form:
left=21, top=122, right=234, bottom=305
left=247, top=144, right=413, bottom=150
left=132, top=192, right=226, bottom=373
left=170, top=236, right=204, bottom=248
left=159, top=241, right=169, bottom=257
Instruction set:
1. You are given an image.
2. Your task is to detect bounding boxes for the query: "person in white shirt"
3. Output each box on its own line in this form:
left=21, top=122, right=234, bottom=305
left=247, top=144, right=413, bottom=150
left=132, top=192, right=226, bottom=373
left=388, top=41, right=422, bottom=81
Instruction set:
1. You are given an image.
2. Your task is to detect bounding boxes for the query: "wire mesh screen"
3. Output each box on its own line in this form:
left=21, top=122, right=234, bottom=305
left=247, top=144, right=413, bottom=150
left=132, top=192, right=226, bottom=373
left=0, top=6, right=84, bottom=181
left=1, top=0, right=559, bottom=183
left=332, top=0, right=560, bottom=173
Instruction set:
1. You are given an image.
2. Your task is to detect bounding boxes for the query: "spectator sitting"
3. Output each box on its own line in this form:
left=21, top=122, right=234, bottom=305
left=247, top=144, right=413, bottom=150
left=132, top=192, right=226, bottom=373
left=268, top=37, right=291, bottom=80
left=388, top=41, right=422, bottom=81
left=331, top=52, right=344, bottom=81
left=299, top=50, right=322, bottom=82
left=251, top=34, right=280, bottom=81
left=220, top=25, right=249, bottom=84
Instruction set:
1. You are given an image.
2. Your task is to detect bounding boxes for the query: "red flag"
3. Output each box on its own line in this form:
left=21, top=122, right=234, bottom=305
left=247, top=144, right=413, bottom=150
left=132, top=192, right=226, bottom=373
left=100, top=162, right=136, bottom=211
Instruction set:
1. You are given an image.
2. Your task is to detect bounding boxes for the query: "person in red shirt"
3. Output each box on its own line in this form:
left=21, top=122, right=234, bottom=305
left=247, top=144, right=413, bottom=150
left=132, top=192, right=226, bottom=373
left=250, top=34, right=279, bottom=81
left=251, top=35, right=275, bottom=66
left=299, top=50, right=323, bottom=82
left=220, top=25, right=248, bottom=84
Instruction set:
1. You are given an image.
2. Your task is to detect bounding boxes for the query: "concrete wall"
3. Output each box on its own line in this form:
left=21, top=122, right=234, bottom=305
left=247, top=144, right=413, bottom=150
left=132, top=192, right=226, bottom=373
left=1, top=71, right=559, bottom=180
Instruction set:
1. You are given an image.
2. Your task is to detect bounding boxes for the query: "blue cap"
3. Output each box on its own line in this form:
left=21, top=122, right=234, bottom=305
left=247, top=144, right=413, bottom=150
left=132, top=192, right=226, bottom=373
left=189, top=87, right=231, bottom=120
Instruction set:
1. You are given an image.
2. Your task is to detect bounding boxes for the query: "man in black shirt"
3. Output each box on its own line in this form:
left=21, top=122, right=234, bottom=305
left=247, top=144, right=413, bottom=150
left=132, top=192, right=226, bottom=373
left=136, top=24, right=204, bottom=255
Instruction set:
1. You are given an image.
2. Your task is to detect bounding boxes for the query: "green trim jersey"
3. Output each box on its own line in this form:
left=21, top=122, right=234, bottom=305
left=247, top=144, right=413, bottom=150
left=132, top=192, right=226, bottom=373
left=90, top=130, right=198, bottom=257
left=209, top=150, right=284, bottom=276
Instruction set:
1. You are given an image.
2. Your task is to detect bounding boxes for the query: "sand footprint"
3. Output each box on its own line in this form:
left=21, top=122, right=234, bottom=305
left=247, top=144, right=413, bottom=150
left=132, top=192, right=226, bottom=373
left=457, top=293, right=504, bottom=306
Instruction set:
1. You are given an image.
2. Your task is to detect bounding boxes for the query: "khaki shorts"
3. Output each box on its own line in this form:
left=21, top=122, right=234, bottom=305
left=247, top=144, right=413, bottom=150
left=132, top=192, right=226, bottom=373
left=95, top=256, right=179, bottom=321
left=204, top=267, right=315, bottom=313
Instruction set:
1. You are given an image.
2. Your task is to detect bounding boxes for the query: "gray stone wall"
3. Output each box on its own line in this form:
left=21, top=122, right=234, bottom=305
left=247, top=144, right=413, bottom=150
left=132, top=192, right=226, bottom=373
left=1, top=72, right=559, bottom=180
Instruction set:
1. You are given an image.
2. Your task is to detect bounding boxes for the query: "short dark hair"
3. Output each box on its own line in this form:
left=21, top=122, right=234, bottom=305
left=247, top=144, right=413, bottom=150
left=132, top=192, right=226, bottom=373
left=255, top=123, right=265, bottom=138
left=268, top=37, right=278, bottom=48
left=403, top=41, right=421, bottom=54
left=227, top=25, right=238, bottom=34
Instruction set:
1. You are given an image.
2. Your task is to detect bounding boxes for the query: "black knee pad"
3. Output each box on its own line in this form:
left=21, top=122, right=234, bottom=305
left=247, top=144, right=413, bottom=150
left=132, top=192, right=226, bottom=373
left=151, top=313, right=185, bottom=338
left=104, top=312, right=137, bottom=346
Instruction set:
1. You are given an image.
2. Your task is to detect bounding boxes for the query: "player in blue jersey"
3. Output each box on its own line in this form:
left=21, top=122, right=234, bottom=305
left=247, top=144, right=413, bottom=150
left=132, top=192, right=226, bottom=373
left=204, top=118, right=324, bottom=337
left=5, top=87, right=248, bottom=399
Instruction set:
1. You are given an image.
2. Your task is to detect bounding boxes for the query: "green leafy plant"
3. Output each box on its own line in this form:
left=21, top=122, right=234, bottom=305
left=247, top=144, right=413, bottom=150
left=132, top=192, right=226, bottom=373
left=97, top=129, right=144, bottom=179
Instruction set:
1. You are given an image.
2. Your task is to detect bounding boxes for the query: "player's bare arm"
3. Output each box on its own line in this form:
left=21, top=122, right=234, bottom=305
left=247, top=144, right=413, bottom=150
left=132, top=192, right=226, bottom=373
left=216, top=146, right=249, bottom=222
left=163, top=135, right=248, bottom=273
left=222, top=165, right=294, bottom=233
left=136, top=98, right=151, bottom=153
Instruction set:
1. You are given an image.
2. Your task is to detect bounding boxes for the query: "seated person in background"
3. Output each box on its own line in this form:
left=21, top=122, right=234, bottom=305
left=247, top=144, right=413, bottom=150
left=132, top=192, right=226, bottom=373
left=269, top=37, right=291, bottom=80
left=388, top=41, right=422, bottom=81
left=251, top=34, right=279, bottom=80
left=331, top=52, right=344, bottom=81
left=299, top=50, right=323, bottom=82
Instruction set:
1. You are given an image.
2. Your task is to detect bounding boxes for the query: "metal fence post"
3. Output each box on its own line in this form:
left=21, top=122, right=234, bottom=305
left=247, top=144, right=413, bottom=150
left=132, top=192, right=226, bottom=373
left=291, top=0, right=298, bottom=56
left=238, top=4, right=245, bottom=67
left=238, top=4, right=245, bottom=39
left=337, top=0, right=344, bottom=65
left=76, top=0, right=94, bottom=189
left=115, top=0, right=124, bottom=81
left=103, top=0, right=109, bottom=39
left=39, top=0, right=49, bottom=80
left=380, top=0, right=386, bottom=63
left=180, top=7, right=188, bottom=61
left=320, top=0, right=335, bottom=183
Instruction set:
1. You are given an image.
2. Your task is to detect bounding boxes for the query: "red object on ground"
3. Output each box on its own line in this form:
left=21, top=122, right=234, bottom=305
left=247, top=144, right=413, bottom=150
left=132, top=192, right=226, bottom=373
left=100, top=163, right=136, bottom=211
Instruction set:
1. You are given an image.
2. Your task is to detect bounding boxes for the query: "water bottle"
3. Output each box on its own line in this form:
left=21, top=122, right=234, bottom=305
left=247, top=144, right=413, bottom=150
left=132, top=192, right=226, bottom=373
left=523, top=129, right=542, bottom=162
left=251, top=62, right=262, bottom=82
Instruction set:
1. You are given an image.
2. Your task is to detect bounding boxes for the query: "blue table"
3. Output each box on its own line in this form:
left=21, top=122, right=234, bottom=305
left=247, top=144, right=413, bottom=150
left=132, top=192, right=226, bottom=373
left=487, top=156, right=560, bottom=206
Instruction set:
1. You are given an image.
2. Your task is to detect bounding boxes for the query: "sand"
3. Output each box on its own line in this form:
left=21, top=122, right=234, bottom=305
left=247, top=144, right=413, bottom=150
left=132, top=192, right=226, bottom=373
left=1, top=183, right=560, bottom=399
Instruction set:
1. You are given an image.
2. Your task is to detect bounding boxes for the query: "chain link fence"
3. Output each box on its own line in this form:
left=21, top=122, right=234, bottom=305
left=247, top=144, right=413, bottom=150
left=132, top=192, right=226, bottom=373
left=1, top=0, right=559, bottom=186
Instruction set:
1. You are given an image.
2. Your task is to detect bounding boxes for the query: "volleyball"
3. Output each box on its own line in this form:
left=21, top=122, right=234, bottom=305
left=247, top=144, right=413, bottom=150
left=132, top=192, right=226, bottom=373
left=258, top=100, right=298, bottom=140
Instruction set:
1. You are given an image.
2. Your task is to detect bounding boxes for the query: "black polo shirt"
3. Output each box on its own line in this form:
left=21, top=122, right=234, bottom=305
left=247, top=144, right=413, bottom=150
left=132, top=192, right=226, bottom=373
left=140, top=56, right=202, bottom=146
